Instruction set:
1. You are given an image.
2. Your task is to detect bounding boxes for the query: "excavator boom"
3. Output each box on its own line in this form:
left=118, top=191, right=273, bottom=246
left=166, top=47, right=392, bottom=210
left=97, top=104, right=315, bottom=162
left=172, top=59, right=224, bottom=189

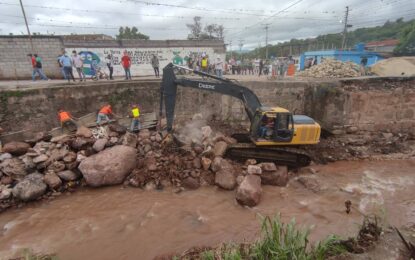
left=160, top=63, right=261, bottom=131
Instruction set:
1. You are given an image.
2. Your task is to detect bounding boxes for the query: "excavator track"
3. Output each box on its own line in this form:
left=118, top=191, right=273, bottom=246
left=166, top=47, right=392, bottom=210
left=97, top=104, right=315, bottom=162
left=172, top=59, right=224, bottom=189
left=226, top=142, right=311, bottom=167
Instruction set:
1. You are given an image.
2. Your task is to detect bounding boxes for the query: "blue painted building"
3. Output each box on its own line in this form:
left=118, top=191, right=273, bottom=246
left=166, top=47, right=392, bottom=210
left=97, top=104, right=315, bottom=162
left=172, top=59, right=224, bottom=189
left=299, top=44, right=384, bottom=70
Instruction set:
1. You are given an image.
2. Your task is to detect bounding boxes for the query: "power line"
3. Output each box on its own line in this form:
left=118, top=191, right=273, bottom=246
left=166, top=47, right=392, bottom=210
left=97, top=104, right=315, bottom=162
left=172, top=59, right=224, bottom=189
left=0, top=2, right=243, bottom=20
left=227, top=0, right=304, bottom=38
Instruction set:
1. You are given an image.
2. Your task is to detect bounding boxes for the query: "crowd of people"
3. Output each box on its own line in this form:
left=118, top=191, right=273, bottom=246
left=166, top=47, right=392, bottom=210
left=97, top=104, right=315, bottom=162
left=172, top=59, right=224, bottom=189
left=30, top=50, right=161, bottom=82
left=28, top=50, right=298, bottom=82
left=186, top=54, right=297, bottom=79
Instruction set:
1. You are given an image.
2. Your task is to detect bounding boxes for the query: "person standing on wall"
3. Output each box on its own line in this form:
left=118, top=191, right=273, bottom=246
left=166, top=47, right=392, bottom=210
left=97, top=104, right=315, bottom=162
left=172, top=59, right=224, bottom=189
left=121, top=51, right=132, bottom=80
left=105, top=54, right=114, bottom=80
left=32, top=54, right=49, bottom=80
left=59, top=52, right=76, bottom=82
left=72, top=51, right=85, bottom=82
left=201, top=54, right=209, bottom=73
left=259, top=59, right=264, bottom=77
left=57, top=55, right=67, bottom=80
left=215, top=56, right=223, bottom=78
left=151, top=54, right=160, bottom=78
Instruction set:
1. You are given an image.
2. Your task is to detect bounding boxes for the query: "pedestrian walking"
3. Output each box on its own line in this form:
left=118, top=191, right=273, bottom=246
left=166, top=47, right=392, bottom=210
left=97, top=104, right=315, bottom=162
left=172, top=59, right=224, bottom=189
left=72, top=51, right=85, bottom=81
left=151, top=54, right=160, bottom=77
left=105, top=54, right=114, bottom=80
left=121, top=51, right=132, bottom=80
left=28, top=54, right=48, bottom=81
left=59, top=52, right=76, bottom=82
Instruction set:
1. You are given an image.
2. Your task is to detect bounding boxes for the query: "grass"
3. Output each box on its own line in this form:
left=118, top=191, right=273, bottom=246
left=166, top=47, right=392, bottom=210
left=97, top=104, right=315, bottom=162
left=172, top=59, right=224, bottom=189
left=9, top=248, right=58, bottom=260
left=177, top=214, right=349, bottom=260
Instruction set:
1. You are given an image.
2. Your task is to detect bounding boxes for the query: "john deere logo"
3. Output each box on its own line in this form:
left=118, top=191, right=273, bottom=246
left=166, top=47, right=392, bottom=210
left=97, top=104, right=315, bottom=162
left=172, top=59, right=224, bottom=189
left=198, top=83, right=215, bottom=90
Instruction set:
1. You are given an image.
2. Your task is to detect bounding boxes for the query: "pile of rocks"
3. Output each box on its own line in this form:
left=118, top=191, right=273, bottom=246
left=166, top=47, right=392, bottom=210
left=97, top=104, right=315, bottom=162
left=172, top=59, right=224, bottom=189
left=0, top=122, right=292, bottom=211
left=297, top=59, right=361, bottom=78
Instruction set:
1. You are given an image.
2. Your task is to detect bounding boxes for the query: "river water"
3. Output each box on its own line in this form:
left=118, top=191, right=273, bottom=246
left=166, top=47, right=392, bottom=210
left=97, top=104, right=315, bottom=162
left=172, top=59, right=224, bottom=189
left=0, top=160, right=414, bottom=260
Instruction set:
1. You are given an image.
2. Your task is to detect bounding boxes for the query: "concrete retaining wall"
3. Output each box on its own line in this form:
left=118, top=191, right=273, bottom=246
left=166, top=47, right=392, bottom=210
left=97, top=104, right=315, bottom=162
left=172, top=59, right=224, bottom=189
left=0, top=36, right=226, bottom=80
left=0, top=77, right=414, bottom=140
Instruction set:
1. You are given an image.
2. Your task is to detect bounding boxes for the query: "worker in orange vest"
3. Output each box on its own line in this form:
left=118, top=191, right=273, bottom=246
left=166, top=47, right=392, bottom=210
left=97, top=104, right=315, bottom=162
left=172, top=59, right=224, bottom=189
left=96, top=104, right=117, bottom=124
left=57, top=109, right=78, bottom=130
left=130, top=104, right=141, bottom=132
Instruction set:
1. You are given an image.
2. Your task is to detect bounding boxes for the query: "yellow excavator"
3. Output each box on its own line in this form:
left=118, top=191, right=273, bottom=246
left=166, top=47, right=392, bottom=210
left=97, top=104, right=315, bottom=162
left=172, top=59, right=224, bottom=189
left=159, top=63, right=321, bottom=166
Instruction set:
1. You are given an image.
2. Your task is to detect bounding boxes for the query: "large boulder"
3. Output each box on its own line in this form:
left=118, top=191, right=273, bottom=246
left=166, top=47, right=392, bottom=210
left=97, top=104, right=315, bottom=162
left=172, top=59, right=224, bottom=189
left=0, top=158, right=27, bottom=179
left=2, top=142, right=30, bottom=156
left=211, top=157, right=233, bottom=172
left=236, top=175, right=262, bottom=207
left=260, top=165, right=289, bottom=186
left=215, top=170, right=236, bottom=190
left=12, top=173, right=47, bottom=201
left=78, top=145, right=137, bottom=187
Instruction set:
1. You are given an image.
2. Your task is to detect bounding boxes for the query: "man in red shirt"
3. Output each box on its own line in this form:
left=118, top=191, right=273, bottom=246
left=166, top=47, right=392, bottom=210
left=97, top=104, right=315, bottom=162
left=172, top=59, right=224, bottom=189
left=121, top=51, right=132, bottom=80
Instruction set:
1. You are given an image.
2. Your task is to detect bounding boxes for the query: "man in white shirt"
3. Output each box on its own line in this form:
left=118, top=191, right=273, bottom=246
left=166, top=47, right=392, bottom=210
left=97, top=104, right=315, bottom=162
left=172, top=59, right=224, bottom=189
left=72, top=50, right=85, bottom=81
left=215, top=57, right=223, bottom=78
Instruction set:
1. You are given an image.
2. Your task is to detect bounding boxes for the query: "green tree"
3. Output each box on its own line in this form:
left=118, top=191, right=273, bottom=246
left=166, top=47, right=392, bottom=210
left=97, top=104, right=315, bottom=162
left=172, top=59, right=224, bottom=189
left=394, top=21, right=415, bottom=56
left=116, top=26, right=149, bottom=40
left=187, top=17, right=224, bottom=40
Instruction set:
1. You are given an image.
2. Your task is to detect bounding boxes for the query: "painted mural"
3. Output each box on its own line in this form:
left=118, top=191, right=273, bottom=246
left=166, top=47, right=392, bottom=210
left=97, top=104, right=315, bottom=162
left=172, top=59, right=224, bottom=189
left=68, top=47, right=225, bottom=77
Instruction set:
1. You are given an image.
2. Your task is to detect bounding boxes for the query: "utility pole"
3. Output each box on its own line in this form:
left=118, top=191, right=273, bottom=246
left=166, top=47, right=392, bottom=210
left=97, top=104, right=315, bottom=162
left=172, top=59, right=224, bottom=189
left=19, top=0, right=33, bottom=51
left=229, top=40, right=233, bottom=58
left=262, top=23, right=271, bottom=59
left=341, top=6, right=349, bottom=50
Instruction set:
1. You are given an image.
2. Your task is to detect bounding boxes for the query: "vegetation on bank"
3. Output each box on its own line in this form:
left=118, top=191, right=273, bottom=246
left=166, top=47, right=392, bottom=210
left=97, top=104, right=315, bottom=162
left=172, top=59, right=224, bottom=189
left=229, top=18, right=415, bottom=59
left=174, top=214, right=382, bottom=260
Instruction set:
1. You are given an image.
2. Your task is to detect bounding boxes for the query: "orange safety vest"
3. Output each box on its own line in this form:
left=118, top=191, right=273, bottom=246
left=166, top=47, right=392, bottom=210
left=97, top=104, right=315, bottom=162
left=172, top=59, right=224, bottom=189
left=58, top=111, right=71, bottom=122
left=99, top=105, right=112, bottom=115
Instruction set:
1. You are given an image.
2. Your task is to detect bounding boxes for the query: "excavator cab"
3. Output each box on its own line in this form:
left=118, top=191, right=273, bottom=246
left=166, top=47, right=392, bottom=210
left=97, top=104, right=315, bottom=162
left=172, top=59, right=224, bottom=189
left=250, top=107, right=320, bottom=146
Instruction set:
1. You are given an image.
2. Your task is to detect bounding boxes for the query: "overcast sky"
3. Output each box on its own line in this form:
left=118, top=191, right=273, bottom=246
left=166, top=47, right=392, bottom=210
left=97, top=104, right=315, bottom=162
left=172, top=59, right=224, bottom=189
left=0, top=0, right=414, bottom=49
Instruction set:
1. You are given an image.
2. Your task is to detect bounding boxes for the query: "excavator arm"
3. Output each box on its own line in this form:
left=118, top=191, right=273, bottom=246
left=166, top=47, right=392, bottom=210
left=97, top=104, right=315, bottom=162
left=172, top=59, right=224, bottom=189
left=160, top=63, right=262, bottom=132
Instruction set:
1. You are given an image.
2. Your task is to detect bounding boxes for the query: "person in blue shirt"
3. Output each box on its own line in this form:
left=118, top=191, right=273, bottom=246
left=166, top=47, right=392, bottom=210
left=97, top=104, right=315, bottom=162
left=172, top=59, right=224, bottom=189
left=90, top=58, right=99, bottom=80
left=59, top=52, right=76, bottom=82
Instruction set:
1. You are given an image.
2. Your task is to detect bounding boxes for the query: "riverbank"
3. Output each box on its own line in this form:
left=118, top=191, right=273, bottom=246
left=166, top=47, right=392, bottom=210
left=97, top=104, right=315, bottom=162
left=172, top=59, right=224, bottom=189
left=1, top=160, right=414, bottom=259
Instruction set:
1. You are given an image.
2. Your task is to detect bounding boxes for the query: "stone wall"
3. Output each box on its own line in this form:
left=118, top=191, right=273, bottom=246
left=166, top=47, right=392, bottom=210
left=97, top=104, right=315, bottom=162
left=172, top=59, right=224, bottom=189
left=0, top=77, right=414, bottom=141
left=0, top=36, right=226, bottom=80
left=0, top=36, right=64, bottom=80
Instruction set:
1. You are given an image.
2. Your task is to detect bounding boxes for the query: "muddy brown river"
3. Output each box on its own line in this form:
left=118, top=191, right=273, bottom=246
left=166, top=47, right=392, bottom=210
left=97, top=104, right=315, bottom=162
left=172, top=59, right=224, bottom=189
left=0, top=160, right=414, bottom=260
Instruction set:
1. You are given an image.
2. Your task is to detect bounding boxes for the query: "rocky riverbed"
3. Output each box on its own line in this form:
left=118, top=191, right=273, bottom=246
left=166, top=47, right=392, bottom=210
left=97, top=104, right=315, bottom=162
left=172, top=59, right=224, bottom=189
left=0, top=118, right=414, bottom=213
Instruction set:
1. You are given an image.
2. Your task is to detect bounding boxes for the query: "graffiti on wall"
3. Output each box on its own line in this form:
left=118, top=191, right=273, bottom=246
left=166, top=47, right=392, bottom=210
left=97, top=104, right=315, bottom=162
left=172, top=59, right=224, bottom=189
left=69, top=47, right=224, bottom=76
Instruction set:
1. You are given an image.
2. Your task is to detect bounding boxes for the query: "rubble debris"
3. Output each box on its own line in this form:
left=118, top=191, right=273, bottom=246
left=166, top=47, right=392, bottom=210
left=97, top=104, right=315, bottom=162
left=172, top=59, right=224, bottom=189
left=297, top=59, right=360, bottom=78
left=0, top=116, right=412, bottom=212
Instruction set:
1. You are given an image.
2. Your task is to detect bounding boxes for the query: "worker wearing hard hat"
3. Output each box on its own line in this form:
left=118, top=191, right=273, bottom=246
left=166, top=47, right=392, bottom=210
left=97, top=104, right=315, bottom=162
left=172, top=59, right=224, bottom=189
left=130, top=104, right=141, bottom=132
left=96, top=104, right=116, bottom=124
